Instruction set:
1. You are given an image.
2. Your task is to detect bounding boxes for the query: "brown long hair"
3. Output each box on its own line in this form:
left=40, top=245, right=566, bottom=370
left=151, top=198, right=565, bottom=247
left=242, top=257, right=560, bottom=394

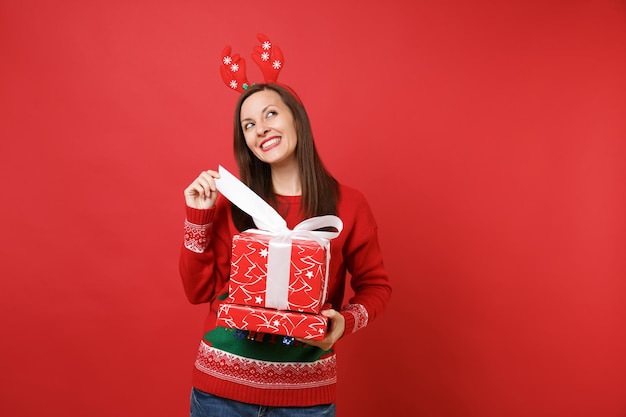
left=231, top=83, right=338, bottom=231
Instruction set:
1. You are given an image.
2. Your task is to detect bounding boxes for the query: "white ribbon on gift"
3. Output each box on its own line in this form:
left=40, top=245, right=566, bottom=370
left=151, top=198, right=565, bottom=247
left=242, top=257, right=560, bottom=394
left=214, top=165, right=343, bottom=310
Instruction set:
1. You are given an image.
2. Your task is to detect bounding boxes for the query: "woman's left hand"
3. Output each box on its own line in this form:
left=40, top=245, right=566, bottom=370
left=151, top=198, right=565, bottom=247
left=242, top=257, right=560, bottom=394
left=297, top=308, right=345, bottom=351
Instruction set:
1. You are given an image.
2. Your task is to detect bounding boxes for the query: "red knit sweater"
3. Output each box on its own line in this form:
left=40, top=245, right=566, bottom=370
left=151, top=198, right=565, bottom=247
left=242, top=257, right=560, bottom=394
left=179, top=183, right=392, bottom=406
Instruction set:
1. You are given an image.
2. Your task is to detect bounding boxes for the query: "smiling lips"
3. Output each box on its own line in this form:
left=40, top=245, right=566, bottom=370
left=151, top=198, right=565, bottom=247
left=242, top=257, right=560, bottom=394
left=260, top=137, right=281, bottom=151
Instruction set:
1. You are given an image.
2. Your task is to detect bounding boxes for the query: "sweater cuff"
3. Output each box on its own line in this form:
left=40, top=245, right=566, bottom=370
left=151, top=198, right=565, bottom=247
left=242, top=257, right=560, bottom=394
left=341, top=311, right=355, bottom=336
left=185, top=206, right=216, bottom=225
left=341, top=304, right=369, bottom=335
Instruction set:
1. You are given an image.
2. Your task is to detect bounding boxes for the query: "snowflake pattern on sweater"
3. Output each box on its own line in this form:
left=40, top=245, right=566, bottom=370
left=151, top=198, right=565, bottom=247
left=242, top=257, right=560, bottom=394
left=183, top=220, right=210, bottom=253
left=195, top=341, right=337, bottom=389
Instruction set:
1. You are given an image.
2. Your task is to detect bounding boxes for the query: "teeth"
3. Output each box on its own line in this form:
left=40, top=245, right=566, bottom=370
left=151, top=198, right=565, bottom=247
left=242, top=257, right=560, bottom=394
left=262, top=138, right=280, bottom=150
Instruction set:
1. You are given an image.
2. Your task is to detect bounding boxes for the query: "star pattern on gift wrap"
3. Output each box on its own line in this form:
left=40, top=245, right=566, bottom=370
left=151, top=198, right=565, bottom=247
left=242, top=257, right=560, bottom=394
left=228, top=239, right=267, bottom=305
left=285, top=244, right=328, bottom=311
left=255, top=295, right=263, bottom=304
left=290, top=263, right=314, bottom=292
left=289, top=268, right=323, bottom=311
left=259, top=248, right=268, bottom=258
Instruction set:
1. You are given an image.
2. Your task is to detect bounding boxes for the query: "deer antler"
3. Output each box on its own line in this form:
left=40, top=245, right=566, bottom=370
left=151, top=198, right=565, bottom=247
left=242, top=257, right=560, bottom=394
left=219, top=34, right=287, bottom=93
left=250, top=33, right=284, bottom=83
left=220, top=46, right=250, bottom=93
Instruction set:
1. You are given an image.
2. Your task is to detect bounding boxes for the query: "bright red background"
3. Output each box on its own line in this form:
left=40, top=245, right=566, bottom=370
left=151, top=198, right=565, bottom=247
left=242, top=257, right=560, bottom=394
left=1, top=1, right=625, bottom=416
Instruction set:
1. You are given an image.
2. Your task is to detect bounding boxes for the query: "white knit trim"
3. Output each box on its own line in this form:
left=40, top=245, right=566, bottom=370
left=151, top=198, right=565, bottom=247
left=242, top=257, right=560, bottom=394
left=184, top=220, right=211, bottom=253
left=194, top=341, right=337, bottom=389
left=343, top=303, right=369, bottom=333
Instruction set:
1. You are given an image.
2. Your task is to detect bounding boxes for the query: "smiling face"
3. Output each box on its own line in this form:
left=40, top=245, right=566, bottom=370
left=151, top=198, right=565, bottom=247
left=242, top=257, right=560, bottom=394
left=239, top=89, right=298, bottom=168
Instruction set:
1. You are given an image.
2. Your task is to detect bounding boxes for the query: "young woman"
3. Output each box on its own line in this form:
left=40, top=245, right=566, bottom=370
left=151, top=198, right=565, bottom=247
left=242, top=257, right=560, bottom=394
left=180, top=83, right=392, bottom=417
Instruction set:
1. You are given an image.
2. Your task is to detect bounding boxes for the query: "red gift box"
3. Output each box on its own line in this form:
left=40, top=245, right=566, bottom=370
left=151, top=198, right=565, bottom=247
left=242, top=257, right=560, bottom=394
left=227, top=231, right=329, bottom=314
left=216, top=303, right=328, bottom=341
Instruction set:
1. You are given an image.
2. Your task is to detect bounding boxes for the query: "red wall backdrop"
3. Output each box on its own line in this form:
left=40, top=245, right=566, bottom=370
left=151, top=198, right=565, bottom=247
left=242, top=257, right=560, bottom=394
left=1, top=1, right=625, bottom=416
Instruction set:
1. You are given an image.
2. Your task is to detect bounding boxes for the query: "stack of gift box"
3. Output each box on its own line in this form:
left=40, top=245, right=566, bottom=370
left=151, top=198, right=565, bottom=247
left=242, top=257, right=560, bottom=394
left=216, top=230, right=332, bottom=341
left=214, top=166, right=342, bottom=341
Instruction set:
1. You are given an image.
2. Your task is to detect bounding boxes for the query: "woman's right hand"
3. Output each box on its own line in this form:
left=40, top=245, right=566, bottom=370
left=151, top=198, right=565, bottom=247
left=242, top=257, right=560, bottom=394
left=184, top=170, right=221, bottom=209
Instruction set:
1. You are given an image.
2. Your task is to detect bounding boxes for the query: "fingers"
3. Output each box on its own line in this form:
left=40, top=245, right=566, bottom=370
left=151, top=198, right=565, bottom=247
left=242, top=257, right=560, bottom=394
left=184, top=170, right=221, bottom=209
left=322, top=309, right=345, bottom=338
left=296, top=309, right=345, bottom=351
left=197, top=171, right=219, bottom=193
left=197, top=170, right=220, bottom=195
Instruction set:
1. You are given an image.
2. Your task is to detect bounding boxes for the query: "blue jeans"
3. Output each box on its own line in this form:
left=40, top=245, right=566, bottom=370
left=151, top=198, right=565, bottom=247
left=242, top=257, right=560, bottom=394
left=190, top=388, right=336, bottom=417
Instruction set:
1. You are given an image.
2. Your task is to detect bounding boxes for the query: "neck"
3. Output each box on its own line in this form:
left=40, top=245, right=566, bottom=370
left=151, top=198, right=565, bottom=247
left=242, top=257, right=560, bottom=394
left=270, top=162, right=301, bottom=196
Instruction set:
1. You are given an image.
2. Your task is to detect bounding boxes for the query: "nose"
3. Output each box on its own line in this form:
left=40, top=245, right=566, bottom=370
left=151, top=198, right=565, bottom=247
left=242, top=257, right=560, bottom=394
left=256, top=122, right=269, bottom=136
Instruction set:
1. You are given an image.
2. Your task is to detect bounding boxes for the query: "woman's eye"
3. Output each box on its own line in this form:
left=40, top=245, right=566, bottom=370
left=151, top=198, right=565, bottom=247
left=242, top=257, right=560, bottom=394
left=244, top=122, right=254, bottom=130
left=267, top=110, right=276, bottom=118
